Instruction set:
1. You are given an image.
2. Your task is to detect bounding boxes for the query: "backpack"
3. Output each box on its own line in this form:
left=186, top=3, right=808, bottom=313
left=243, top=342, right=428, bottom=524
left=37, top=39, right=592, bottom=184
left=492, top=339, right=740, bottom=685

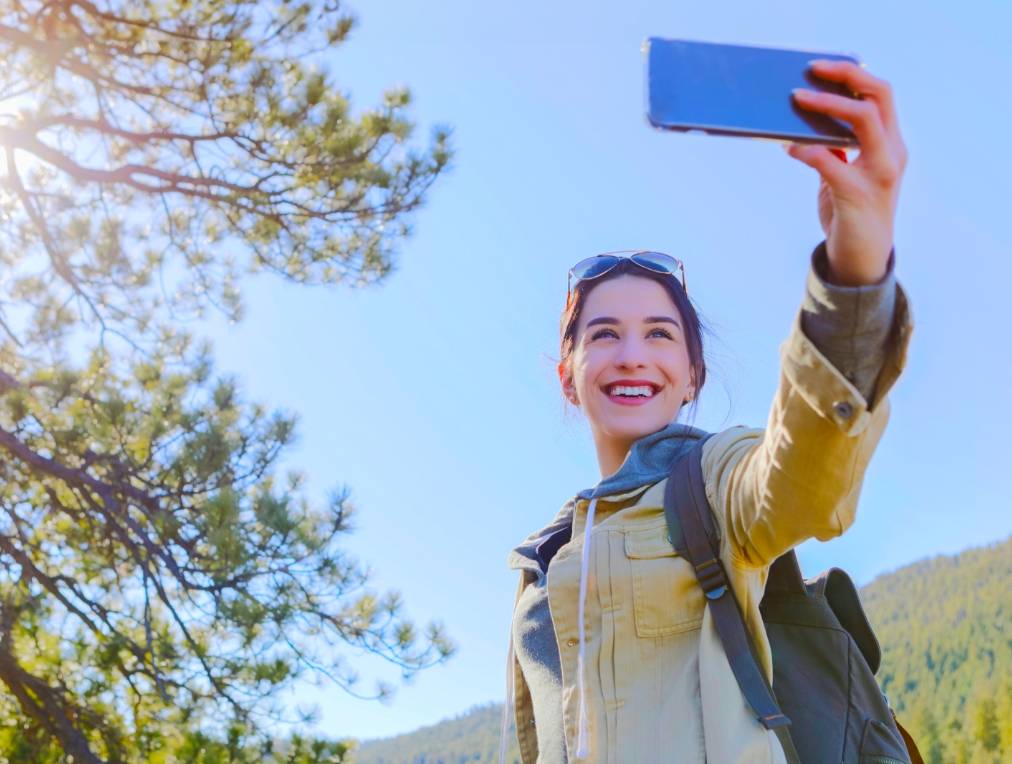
left=664, top=437, right=923, bottom=764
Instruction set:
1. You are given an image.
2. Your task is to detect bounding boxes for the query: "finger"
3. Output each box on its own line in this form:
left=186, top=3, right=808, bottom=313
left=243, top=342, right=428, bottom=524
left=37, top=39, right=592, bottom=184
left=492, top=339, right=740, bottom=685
left=791, top=88, right=888, bottom=159
left=807, top=59, right=900, bottom=134
left=783, top=142, right=856, bottom=190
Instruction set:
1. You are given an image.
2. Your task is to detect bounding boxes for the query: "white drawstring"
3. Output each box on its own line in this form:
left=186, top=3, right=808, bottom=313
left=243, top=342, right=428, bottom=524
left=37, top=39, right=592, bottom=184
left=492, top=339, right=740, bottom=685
left=499, top=630, right=516, bottom=764
left=574, top=497, right=598, bottom=760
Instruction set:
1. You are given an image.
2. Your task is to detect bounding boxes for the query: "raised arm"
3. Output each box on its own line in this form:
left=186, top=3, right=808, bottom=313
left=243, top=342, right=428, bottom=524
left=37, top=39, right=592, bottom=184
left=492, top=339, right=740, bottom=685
left=703, top=246, right=912, bottom=568
left=702, top=61, right=913, bottom=568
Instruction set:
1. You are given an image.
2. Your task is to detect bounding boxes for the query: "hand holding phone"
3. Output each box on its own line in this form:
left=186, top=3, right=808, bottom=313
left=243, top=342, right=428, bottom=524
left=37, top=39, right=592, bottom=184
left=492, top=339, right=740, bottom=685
left=644, top=38, right=909, bottom=287
left=782, top=58, right=908, bottom=287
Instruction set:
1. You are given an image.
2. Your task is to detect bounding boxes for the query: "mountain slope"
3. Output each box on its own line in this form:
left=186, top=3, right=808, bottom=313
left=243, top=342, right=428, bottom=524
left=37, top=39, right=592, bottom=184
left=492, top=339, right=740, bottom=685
left=352, top=702, right=516, bottom=764
left=860, top=537, right=1011, bottom=763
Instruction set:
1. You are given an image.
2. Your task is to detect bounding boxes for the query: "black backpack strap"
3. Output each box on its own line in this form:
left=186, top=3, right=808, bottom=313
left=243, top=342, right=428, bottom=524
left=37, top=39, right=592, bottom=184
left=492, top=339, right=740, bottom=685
left=664, top=438, right=802, bottom=764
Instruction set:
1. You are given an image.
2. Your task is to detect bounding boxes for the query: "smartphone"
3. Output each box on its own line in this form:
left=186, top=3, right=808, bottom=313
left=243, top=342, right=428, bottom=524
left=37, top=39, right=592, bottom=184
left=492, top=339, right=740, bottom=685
left=644, top=38, right=862, bottom=147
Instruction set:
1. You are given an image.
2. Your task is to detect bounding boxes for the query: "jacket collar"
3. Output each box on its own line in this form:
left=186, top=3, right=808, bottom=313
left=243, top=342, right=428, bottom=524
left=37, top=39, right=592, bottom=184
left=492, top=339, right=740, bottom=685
left=576, top=421, right=709, bottom=500
left=507, top=421, right=709, bottom=573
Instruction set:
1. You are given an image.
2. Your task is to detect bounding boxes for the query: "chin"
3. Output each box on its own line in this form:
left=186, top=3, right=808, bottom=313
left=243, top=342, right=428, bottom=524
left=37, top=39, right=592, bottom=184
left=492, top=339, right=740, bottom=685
left=601, top=415, right=672, bottom=441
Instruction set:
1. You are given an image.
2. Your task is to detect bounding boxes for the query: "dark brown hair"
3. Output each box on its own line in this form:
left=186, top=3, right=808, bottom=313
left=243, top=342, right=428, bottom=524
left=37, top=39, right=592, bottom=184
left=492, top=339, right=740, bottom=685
left=557, top=260, right=707, bottom=414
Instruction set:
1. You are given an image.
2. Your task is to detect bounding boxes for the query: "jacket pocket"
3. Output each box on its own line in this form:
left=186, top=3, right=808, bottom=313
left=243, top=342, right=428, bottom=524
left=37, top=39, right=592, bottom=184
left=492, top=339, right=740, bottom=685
left=859, top=718, right=911, bottom=764
left=624, top=526, right=704, bottom=637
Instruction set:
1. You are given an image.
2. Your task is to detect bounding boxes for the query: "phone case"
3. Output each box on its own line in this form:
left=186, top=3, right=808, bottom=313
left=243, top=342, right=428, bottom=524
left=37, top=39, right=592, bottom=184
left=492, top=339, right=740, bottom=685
left=645, top=38, right=862, bottom=147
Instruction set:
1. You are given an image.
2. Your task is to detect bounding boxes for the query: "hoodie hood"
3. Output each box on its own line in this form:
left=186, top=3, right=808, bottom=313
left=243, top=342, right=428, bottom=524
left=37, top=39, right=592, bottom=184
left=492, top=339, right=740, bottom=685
left=507, top=421, right=708, bottom=573
left=576, top=421, right=709, bottom=500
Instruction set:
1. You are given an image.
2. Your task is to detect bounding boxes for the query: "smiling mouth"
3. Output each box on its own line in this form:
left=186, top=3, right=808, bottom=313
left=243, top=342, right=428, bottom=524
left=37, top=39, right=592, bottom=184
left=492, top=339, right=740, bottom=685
left=601, top=382, right=663, bottom=402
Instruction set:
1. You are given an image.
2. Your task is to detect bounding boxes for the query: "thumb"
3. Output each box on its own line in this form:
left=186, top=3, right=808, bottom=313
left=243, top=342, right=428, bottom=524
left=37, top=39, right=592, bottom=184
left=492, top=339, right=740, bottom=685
left=783, top=142, right=852, bottom=188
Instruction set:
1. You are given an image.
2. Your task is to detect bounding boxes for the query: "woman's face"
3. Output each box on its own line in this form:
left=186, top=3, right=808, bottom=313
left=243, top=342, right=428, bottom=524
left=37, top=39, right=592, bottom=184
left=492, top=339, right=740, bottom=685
left=564, top=274, right=695, bottom=451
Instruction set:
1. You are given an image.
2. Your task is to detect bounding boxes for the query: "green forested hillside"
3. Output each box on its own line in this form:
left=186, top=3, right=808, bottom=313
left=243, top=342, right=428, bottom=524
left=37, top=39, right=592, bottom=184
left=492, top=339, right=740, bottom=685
left=861, top=537, right=1011, bottom=763
left=352, top=702, right=516, bottom=764
left=350, top=537, right=1011, bottom=764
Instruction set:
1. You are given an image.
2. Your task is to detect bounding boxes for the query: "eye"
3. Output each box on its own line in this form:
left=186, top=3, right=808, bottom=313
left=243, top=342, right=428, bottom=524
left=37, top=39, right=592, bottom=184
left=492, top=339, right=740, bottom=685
left=590, top=328, right=618, bottom=341
left=649, top=328, right=674, bottom=339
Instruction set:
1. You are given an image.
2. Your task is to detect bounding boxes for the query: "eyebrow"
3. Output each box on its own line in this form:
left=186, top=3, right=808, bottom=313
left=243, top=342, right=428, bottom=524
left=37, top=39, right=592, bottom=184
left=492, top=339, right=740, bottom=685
left=585, top=316, right=682, bottom=329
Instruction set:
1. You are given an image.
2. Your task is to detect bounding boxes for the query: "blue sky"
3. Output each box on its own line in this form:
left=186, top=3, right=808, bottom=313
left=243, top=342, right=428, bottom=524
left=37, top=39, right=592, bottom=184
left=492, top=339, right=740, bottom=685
left=202, top=0, right=1011, bottom=742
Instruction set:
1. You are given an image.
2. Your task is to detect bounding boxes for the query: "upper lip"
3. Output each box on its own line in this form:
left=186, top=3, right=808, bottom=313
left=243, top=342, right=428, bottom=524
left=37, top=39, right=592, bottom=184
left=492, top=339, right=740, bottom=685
left=602, top=379, right=663, bottom=394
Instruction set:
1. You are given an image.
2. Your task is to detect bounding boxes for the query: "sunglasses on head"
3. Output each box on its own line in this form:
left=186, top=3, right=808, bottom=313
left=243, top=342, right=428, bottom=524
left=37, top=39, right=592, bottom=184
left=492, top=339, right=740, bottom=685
left=567, top=250, right=687, bottom=304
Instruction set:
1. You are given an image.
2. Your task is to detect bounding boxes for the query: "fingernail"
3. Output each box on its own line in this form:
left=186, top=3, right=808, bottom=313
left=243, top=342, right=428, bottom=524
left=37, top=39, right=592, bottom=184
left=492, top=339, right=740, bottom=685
left=807, top=59, right=829, bottom=68
left=791, top=88, right=808, bottom=99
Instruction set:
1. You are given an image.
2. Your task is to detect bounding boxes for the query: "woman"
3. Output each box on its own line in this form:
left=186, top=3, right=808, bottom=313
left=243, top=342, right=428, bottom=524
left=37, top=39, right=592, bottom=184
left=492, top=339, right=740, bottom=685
left=501, top=59, right=912, bottom=763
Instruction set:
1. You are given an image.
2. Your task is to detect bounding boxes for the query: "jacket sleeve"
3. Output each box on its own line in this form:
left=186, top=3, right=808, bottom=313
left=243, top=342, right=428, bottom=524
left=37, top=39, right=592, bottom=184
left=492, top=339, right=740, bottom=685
left=800, top=240, right=899, bottom=403
left=701, top=246, right=914, bottom=569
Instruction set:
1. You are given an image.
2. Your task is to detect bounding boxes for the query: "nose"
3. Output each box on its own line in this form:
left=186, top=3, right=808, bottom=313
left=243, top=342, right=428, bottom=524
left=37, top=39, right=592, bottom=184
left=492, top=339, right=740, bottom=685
left=612, top=335, right=649, bottom=369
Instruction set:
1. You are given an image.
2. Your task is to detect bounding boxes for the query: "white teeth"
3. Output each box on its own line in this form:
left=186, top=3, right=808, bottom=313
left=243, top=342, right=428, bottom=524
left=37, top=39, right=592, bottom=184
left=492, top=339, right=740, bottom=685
left=609, top=385, right=654, bottom=397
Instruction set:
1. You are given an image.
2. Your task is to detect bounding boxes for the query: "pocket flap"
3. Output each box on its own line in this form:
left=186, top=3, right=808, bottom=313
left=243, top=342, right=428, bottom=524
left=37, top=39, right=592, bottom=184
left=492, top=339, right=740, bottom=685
left=624, top=526, right=679, bottom=559
left=859, top=718, right=911, bottom=763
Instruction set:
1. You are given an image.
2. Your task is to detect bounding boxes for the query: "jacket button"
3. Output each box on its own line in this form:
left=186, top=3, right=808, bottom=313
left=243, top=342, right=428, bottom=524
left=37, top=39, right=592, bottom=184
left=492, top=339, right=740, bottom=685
left=833, top=400, right=854, bottom=419
left=566, top=638, right=579, bottom=647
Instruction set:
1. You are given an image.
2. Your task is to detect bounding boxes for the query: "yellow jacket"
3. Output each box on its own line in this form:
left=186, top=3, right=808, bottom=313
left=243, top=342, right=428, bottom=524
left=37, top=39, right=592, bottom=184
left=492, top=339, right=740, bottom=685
left=508, top=285, right=913, bottom=764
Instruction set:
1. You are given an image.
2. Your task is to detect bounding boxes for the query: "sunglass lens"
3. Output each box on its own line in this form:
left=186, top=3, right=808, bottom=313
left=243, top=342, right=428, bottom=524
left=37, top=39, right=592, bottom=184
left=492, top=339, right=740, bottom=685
left=570, top=255, right=622, bottom=281
left=630, top=251, right=681, bottom=275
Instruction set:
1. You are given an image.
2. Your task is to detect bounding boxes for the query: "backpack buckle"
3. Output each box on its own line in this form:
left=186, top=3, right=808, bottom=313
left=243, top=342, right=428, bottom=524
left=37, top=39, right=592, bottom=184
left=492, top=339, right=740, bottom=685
left=695, top=557, right=729, bottom=600
left=759, top=712, right=792, bottom=729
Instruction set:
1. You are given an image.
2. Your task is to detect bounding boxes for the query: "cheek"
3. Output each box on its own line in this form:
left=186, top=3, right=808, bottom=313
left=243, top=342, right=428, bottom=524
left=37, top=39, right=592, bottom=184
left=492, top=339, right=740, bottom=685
left=574, top=340, right=604, bottom=366
left=570, top=357, right=589, bottom=391
left=570, top=351, right=599, bottom=396
left=677, top=354, right=694, bottom=381
left=677, top=348, right=693, bottom=372
left=661, top=347, right=694, bottom=385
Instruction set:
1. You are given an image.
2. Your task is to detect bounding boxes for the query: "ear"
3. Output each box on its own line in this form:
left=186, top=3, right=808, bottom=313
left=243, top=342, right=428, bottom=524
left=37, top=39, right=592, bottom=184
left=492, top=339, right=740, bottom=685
left=564, top=379, right=580, bottom=405
left=683, top=373, right=697, bottom=405
left=558, top=363, right=579, bottom=405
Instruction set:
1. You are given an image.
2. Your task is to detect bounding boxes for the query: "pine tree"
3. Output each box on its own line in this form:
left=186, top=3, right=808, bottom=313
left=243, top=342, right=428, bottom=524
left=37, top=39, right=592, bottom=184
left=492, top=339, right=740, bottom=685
left=0, top=1, right=454, bottom=760
left=971, top=697, right=1000, bottom=753
left=918, top=707, right=945, bottom=764
left=997, top=681, right=1012, bottom=760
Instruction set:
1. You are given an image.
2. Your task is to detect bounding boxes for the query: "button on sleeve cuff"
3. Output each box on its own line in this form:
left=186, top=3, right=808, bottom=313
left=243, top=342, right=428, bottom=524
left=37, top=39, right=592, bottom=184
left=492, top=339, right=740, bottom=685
left=781, top=278, right=913, bottom=436
left=800, top=240, right=899, bottom=403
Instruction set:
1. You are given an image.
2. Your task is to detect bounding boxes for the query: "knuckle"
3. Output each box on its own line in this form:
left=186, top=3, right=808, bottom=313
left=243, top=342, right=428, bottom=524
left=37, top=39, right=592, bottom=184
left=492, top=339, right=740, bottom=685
left=878, top=161, right=901, bottom=185
left=856, top=100, right=879, bottom=124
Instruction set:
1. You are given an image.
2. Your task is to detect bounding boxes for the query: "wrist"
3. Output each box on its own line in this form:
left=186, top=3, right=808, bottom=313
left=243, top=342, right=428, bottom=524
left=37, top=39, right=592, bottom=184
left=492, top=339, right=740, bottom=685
left=824, top=242, right=893, bottom=286
left=814, top=240, right=896, bottom=289
left=824, top=259, right=889, bottom=287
